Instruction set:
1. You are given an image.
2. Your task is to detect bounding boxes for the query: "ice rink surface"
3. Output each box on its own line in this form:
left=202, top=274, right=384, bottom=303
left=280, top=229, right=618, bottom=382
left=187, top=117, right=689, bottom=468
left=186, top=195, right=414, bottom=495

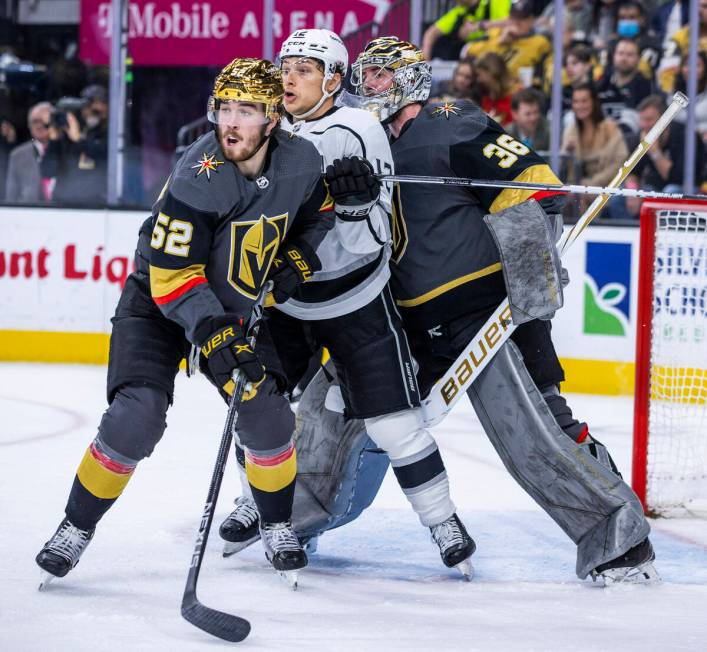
left=2, top=362, right=707, bottom=651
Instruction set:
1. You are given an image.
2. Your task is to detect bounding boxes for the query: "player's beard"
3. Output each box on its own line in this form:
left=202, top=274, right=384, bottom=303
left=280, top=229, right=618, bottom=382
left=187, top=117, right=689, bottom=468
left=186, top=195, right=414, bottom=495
left=219, top=123, right=269, bottom=163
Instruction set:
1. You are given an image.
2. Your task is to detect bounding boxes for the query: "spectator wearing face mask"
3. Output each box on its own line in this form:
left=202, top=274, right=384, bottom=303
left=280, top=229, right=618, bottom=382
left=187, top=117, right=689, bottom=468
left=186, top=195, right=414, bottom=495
left=602, top=1, right=661, bottom=81
left=40, top=84, right=109, bottom=205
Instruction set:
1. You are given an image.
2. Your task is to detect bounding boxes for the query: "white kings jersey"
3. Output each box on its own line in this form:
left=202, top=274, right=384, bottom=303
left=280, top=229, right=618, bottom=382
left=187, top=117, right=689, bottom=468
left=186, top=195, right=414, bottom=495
left=279, top=106, right=394, bottom=319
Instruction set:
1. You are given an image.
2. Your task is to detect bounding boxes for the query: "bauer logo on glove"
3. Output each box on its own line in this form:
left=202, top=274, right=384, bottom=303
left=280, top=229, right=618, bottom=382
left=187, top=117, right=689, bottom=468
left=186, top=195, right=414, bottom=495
left=268, top=242, right=321, bottom=304
left=196, top=315, right=265, bottom=398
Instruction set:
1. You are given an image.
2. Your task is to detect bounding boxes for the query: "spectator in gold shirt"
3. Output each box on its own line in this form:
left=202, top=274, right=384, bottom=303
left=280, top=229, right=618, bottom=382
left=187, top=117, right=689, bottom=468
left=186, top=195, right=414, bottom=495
left=461, top=0, right=551, bottom=85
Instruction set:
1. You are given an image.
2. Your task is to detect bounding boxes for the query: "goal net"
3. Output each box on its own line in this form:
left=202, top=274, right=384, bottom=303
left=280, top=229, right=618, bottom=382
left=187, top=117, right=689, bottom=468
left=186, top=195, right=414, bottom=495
left=632, top=200, right=707, bottom=517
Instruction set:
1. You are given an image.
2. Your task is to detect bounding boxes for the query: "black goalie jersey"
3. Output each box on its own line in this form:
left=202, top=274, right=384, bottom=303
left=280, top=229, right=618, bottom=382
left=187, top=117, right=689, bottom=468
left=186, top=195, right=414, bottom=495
left=389, top=99, right=565, bottom=331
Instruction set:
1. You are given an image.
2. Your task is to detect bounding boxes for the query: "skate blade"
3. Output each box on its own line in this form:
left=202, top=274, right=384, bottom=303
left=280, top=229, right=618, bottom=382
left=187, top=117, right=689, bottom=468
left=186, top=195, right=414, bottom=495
left=222, top=534, right=260, bottom=558
left=455, top=559, right=474, bottom=581
left=597, top=561, right=661, bottom=586
left=279, top=570, right=299, bottom=590
left=38, top=571, right=56, bottom=591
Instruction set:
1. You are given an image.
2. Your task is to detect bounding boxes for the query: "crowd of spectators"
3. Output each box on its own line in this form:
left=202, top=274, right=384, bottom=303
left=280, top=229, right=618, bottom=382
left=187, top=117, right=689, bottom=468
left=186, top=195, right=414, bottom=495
left=0, top=40, right=215, bottom=209
left=426, top=0, right=707, bottom=219
left=2, top=0, right=707, bottom=218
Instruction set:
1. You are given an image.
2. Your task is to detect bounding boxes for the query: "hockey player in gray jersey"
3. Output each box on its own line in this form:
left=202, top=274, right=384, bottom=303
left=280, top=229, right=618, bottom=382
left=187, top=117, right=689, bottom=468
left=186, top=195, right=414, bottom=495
left=219, top=28, right=475, bottom=577
left=35, top=59, right=334, bottom=586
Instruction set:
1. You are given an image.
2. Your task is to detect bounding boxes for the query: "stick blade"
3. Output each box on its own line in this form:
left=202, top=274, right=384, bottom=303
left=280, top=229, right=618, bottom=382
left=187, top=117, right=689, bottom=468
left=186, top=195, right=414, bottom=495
left=182, top=598, right=251, bottom=643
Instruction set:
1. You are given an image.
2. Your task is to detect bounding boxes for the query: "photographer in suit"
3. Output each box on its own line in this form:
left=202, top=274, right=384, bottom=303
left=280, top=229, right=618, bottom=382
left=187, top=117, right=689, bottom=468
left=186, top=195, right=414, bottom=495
left=41, top=85, right=109, bottom=205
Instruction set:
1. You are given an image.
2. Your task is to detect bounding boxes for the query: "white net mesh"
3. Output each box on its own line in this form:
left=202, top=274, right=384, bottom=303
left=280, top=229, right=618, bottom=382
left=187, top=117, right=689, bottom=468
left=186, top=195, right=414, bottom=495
left=646, top=209, right=707, bottom=515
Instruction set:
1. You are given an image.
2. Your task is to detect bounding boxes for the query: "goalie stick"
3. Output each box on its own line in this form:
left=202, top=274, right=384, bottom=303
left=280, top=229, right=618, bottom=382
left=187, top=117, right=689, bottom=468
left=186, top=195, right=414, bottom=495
left=181, top=282, right=272, bottom=643
left=419, top=91, right=689, bottom=427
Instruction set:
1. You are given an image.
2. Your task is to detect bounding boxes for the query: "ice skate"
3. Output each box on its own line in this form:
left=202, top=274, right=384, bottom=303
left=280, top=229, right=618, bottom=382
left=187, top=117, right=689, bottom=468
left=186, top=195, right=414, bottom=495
left=430, top=513, right=476, bottom=580
left=261, top=521, right=308, bottom=590
left=220, top=496, right=260, bottom=557
left=591, top=538, right=660, bottom=586
left=36, top=518, right=95, bottom=590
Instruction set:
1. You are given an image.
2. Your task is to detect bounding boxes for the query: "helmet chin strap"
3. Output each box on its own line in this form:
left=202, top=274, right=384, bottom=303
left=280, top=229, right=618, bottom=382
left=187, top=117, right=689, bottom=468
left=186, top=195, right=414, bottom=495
left=291, top=77, right=341, bottom=120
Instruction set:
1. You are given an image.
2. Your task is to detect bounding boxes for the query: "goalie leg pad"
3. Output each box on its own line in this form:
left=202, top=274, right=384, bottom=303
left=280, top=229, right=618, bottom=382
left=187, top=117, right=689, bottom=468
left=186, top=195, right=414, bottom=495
left=290, top=364, right=389, bottom=540
left=365, top=409, right=455, bottom=527
left=483, top=199, right=564, bottom=325
left=466, top=340, right=650, bottom=579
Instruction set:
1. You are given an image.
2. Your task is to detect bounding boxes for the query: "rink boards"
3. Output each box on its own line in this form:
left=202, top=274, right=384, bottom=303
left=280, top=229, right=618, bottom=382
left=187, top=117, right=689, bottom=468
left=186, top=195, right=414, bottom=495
left=1, top=207, right=647, bottom=394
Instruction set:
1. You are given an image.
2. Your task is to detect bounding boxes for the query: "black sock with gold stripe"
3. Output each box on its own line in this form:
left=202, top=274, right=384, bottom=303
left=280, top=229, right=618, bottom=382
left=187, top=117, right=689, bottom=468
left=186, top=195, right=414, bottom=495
left=65, top=437, right=138, bottom=531
left=245, top=443, right=296, bottom=524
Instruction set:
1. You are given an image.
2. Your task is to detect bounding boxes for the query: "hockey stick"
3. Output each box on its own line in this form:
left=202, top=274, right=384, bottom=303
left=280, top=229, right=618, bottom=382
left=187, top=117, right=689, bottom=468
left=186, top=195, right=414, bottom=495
left=181, top=282, right=272, bottom=643
left=378, top=170, right=705, bottom=202
left=419, top=91, right=689, bottom=427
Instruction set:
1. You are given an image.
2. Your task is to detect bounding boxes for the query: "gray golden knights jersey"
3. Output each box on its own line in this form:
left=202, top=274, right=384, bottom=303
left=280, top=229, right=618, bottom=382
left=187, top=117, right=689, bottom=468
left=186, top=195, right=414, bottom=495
left=390, top=99, right=564, bottom=331
left=279, top=106, right=394, bottom=319
left=147, top=129, right=333, bottom=344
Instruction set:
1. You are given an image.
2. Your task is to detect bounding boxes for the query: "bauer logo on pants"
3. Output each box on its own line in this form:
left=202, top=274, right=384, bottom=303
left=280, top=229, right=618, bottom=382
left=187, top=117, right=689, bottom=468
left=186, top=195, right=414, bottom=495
left=583, top=241, right=631, bottom=336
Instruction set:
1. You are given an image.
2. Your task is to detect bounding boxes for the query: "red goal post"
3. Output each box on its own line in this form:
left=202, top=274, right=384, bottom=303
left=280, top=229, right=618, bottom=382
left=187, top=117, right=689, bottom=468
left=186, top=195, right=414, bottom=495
left=632, top=199, right=707, bottom=517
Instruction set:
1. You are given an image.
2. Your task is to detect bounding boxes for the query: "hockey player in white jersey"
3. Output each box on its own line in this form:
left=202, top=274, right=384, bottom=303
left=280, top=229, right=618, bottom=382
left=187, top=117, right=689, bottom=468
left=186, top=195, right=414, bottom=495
left=219, top=28, right=475, bottom=578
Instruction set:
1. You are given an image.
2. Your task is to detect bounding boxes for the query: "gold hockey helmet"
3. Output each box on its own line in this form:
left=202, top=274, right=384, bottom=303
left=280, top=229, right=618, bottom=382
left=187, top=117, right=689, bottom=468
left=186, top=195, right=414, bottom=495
left=210, top=58, right=284, bottom=118
left=350, top=37, right=431, bottom=122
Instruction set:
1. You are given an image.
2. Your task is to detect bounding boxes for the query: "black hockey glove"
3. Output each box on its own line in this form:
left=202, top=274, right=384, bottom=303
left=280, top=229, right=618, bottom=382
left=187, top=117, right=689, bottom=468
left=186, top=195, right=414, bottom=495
left=268, top=242, right=321, bottom=304
left=324, top=156, right=380, bottom=221
left=197, top=314, right=265, bottom=396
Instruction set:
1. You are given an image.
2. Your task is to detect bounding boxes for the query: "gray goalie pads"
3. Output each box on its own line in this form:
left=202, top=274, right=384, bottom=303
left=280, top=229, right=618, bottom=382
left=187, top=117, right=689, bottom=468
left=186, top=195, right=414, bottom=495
left=290, top=362, right=389, bottom=541
left=466, top=339, right=650, bottom=579
left=483, top=199, right=564, bottom=325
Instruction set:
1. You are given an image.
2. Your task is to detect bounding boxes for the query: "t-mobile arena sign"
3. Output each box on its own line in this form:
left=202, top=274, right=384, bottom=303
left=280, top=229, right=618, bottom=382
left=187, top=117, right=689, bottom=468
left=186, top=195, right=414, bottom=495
left=80, top=0, right=391, bottom=66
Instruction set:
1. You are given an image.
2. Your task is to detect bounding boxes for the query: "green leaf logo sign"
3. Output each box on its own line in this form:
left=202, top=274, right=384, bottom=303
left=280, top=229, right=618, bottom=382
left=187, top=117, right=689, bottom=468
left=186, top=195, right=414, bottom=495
left=583, top=242, right=632, bottom=336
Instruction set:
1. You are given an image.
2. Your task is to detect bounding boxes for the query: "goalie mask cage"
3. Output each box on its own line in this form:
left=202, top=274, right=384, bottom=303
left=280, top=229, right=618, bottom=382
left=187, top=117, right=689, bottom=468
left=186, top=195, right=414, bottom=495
left=632, top=199, right=707, bottom=517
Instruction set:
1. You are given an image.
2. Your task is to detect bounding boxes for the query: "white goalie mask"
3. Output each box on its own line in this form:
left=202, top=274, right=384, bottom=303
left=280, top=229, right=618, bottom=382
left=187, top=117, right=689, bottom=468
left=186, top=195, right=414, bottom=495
left=350, top=36, right=431, bottom=123
left=279, top=28, right=349, bottom=119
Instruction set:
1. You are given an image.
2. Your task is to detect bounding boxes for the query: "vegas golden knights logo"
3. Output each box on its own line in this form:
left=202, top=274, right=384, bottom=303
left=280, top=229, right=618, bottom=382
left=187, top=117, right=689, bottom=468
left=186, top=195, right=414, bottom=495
left=227, top=213, right=289, bottom=299
left=391, top=183, right=408, bottom=264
